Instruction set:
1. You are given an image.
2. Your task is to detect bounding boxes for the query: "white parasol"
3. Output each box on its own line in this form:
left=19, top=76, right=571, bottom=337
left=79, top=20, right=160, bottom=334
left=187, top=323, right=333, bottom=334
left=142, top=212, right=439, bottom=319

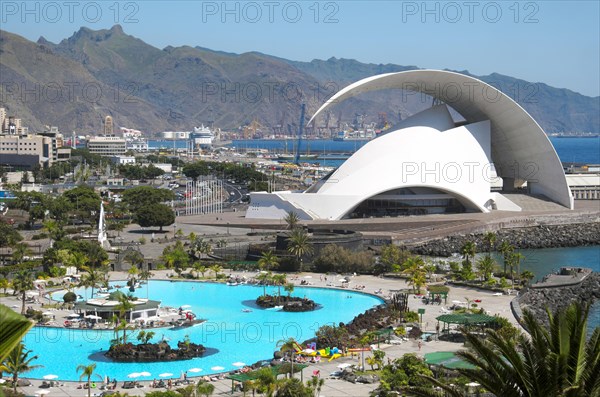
left=159, top=373, right=173, bottom=378
left=210, top=366, right=225, bottom=371
left=42, top=374, right=58, bottom=380
left=188, top=368, right=202, bottom=373
left=232, top=362, right=246, bottom=367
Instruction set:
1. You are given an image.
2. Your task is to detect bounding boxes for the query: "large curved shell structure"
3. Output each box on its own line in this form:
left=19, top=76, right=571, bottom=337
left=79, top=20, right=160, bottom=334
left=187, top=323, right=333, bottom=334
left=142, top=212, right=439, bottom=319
left=247, top=70, right=572, bottom=220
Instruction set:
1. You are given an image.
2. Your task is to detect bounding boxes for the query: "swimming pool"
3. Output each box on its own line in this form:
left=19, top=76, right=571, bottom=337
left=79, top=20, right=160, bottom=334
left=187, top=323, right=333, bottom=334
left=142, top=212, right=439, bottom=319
left=23, top=280, right=384, bottom=381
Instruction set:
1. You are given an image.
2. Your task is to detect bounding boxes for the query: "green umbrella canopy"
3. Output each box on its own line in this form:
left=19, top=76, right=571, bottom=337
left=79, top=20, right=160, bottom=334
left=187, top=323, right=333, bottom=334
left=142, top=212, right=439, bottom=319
left=436, top=313, right=498, bottom=326
left=424, top=351, right=475, bottom=369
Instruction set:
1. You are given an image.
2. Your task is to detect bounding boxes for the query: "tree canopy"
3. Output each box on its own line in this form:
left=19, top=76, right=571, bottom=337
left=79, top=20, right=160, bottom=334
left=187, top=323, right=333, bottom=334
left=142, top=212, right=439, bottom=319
left=135, top=203, right=175, bottom=231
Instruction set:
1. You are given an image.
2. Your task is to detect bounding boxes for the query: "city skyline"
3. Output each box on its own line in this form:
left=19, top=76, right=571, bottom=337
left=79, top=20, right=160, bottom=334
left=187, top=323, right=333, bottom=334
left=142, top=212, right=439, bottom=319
left=1, top=1, right=598, bottom=97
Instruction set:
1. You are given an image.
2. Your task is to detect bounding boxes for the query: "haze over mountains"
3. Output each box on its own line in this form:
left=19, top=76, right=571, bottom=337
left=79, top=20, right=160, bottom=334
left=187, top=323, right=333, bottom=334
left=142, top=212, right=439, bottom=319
left=0, top=25, right=598, bottom=135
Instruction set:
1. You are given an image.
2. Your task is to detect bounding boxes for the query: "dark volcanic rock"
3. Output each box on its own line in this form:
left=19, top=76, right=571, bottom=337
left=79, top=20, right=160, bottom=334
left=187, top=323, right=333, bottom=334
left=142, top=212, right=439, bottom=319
left=105, top=340, right=206, bottom=362
left=413, top=223, right=600, bottom=257
left=256, top=295, right=317, bottom=312
left=518, top=273, right=600, bottom=327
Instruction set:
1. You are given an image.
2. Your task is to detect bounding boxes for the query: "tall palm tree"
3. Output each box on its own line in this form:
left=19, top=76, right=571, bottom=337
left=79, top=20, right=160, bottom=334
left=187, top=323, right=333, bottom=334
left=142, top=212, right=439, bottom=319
left=287, top=228, right=313, bottom=270
left=476, top=255, right=496, bottom=281
left=499, top=240, right=514, bottom=275
left=115, top=294, right=134, bottom=343
left=139, top=268, right=154, bottom=299
left=402, top=256, right=426, bottom=293
left=0, top=342, right=42, bottom=392
left=258, top=250, right=279, bottom=271
left=271, top=274, right=287, bottom=303
left=12, top=270, right=34, bottom=314
left=76, top=363, right=101, bottom=397
left=256, top=271, right=273, bottom=297
left=510, top=251, right=525, bottom=287
left=79, top=266, right=104, bottom=300
left=409, top=302, right=600, bottom=397
left=482, top=231, right=496, bottom=256
left=277, top=337, right=299, bottom=378
left=460, top=241, right=477, bottom=269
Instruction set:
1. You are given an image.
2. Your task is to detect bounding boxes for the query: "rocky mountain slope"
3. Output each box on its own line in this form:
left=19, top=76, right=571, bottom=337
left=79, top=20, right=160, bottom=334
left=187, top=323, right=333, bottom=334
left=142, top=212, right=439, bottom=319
left=1, top=25, right=598, bottom=135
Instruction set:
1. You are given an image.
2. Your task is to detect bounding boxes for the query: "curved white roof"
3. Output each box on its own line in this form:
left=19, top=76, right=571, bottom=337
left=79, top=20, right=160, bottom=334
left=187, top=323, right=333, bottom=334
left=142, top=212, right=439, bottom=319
left=310, top=70, right=573, bottom=209
left=246, top=70, right=573, bottom=221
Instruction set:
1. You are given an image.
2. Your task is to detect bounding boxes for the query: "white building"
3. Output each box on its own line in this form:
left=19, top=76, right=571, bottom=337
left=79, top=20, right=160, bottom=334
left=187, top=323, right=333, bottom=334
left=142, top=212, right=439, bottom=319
left=247, top=70, right=573, bottom=220
left=110, top=156, right=136, bottom=165
left=87, top=135, right=127, bottom=156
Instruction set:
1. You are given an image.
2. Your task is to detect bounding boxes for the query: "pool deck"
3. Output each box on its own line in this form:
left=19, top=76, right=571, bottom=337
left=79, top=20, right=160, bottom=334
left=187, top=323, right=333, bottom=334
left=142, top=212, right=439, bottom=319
left=2, top=270, right=518, bottom=396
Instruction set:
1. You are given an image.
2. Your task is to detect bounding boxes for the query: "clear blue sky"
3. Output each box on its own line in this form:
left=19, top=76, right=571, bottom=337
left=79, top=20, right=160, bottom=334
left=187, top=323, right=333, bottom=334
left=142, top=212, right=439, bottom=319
left=2, top=0, right=599, bottom=96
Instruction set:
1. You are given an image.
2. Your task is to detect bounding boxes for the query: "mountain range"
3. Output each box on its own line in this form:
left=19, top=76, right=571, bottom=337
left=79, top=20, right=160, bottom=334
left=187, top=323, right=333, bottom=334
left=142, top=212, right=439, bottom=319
left=1, top=25, right=598, bottom=135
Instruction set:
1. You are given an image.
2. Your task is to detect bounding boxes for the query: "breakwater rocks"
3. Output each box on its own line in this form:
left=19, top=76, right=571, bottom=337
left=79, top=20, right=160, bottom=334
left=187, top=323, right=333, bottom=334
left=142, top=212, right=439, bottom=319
left=105, top=341, right=206, bottom=362
left=518, top=272, right=600, bottom=326
left=412, top=223, right=600, bottom=256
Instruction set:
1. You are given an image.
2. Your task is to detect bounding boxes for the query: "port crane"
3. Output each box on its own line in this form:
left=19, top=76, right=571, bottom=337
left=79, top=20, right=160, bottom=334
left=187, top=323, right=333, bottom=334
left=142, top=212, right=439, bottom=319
left=294, top=104, right=306, bottom=165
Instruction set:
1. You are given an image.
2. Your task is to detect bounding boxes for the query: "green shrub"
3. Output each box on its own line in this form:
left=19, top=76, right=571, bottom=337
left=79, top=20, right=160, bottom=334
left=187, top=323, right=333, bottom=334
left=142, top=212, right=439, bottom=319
left=63, top=291, right=77, bottom=303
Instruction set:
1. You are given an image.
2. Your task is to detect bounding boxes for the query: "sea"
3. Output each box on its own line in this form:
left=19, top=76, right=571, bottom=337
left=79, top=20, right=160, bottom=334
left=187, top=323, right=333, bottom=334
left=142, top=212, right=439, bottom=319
left=148, top=136, right=600, bottom=167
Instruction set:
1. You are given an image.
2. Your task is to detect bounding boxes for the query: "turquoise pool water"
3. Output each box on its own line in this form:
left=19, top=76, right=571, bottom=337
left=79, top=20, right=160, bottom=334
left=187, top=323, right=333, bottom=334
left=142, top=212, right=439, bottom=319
left=23, top=280, right=384, bottom=381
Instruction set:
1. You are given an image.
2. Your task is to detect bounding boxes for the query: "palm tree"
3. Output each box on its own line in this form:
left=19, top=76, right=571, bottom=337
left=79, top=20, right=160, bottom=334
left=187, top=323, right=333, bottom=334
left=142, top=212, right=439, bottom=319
left=476, top=255, right=496, bottom=281
left=283, top=211, right=300, bottom=230
left=139, top=268, right=154, bottom=299
left=115, top=294, right=134, bottom=343
left=284, top=283, right=295, bottom=299
left=10, top=242, right=32, bottom=265
left=482, top=231, right=496, bottom=256
left=520, top=270, right=535, bottom=286
left=0, top=342, right=42, bottom=392
left=510, top=251, right=525, bottom=287
left=277, top=337, right=299, bottom=378
left=209, top=264, right=222, bottom=280
left=12, top=270, right=34, bottom=314
left=43, top=219, right=65, bottom=246
left=76, top=363, right=101, bottom=397
left=79, top=266, right=104, bottom=300
left=195, top=381, right=215, bottom=396
left=271, top=274, right=287, bottom=303
left=460, top=240, right=477, bottom=269
left=256, top=271, right=273, bottom=297
left=192, top=262, right=207, bottom=279
left=409, top=302, right=600, bottom=397
left=403, top=256, right=426, bottom=293
left=499, top=240, right=514, bottom=275
left=287, top=228, right=313, bottom=270
left=258, top=250, right=279, bottom=271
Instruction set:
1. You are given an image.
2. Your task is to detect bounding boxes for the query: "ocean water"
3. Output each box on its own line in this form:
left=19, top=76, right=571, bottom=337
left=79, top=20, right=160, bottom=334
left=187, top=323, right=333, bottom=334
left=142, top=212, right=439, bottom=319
left=224, top=137, right=600, bottom=166
left=498, top=245, right=600, bottom=335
